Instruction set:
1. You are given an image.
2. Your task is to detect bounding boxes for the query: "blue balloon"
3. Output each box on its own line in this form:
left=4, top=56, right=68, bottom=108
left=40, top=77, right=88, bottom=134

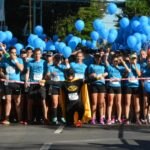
left=109, top=29, right=118, bottom=36
left=131, top=20, right=140, bottom=31
left=90, top=31, right=99, bottom=41
left=5, top=31, right=13, bottom=42
left=68, top=36, right=79, bottom=50
left=86, top=40, right=92, bottom=48
left=34, top=25, right=43, bottom=36
left=134, top=42, right=141, bottom=52
left=143, top=25, right=150, bottom=35
left=62, top=46, right=72, bottom=58
left=0, top=31, right=6, bottom=42
left=28, top=34, right=38, bottom=46
left=93, top=19, right=104, bottom=31
left=90, top=41, right=97, bottom=49
left=57, top=42, right=66, bottom=53
left=65, top=34, right=73, bottom=42
left=49, top=45, right=55, bottom=51
left=139, top=16, right=149, bottom=24
left=134, top=33, right=142, bottom=43
left=9, top=37, right=18, bottom=45
left=75, top=20, right=85, bottom=31
left=53, top=34, right=59, bottom=42
left=144, top=81, right=150, bottom=93
left=107, top=3, right=117, bottom=15
left=45, top=41, right=53, bottom=50
left=82, top=39, right=86, bottom=46
left=99, top=28, right=109, bottom=39
left=127, top=36, right=137, bottom=49
left=33, top=38, right=45, bottom=51
left=107, top=33, right=117, bottom=43
left=120, top=17, right=130, bottom=28
left=141, top=34, right=147, bottom=43
left=14, top=43, right=24, bottom=55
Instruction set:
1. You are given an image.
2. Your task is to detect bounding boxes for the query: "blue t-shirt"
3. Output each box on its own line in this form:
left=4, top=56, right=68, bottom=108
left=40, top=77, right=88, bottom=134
left=48, top=64, right=66, bottom=81
left=70, top=62, right=87, bottom=79
left=83, top=55, right=94, bottom=66
left=88, top=64, right=106, bottom=85
left=142, top=66, right=150, bottom=78
left=126, top=63, right=141, bottom=87
left=27, top=59, right=47, bottom=82
left=107, top=65, right=125, bottom=87
left=2, top=57, right=23, bottom=81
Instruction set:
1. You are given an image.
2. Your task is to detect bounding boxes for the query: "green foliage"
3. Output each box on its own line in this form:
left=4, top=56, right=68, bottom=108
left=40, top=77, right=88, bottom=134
left=55, top=1, right=105, bottom=40
left=124, top=0, right=150, bottom=18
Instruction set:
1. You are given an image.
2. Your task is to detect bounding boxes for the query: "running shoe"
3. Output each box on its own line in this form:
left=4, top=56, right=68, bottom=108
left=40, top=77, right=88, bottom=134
left=75, top=120, right=82, bottom=127
left=1, top=120, right=10, bottom=125
left=60, top=117, right=66, bottom=124
left=107, top=119, right=112, bottom=125
left=90, top=119, right=96, bottom=125
left=111, top=118, right=115, bottom=124
left=99, top=118, right=105, bottom=125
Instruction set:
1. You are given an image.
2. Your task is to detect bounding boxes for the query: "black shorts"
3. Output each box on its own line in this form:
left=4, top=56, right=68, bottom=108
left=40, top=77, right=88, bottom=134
left=0, top=82, right=4, bottom=95
left=29, top=85, right=46, bottom=100
left=4, top=83, right=21, bottom=95
left=51, top=86, right=60, bottom=95
left=90, top=84, right=105, bottom=93
left=124, top=87, right=139, bottom=95
left=107, top=86, right=121, bottom=94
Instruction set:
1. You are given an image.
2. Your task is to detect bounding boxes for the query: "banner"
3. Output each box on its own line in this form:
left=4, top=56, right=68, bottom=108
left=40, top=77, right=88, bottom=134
left=0, top=0, right=5, bottom=22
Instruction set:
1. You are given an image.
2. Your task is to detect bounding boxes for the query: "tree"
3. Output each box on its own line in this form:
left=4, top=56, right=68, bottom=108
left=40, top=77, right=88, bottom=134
left=55, top=0, right=105, bottom=39
left=124, top=0, right=150, bottom=18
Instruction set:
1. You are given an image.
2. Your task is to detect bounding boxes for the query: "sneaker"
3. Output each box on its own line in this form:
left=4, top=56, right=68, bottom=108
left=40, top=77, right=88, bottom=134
left=99, top=118, right=105, bottom=125
left=90, top=119, right=96, bottom=125
left=52, top=117, right=59, bottom=125
left=75, top=120, right=82, bottom=127
left=141, top=119, right=148, bottom=124
left=60, top=117, right=66, bottom=124
left=2, top=120, right=10, bottom=125
left=116, top=119, right=122, bottom=124
left=107, top=119, right=112, bottom=125
left=136, top=119, right=142, bottom=125
left=111, top=118, right=115, bottom=124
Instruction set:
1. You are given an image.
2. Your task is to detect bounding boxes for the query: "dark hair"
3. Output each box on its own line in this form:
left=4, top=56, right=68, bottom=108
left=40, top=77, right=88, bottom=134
left=9, top=46, right=16, bottom=53
left=26, top=47, right=33, bottom=51
left=65, top=68, right=75, bottom=79
left=34, top=48, right=41, bottom=54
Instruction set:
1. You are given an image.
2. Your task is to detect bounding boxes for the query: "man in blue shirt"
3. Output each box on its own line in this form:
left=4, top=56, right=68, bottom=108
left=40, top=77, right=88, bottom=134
left=2, top=46, right=24, bottom=125
left=25, top=48, right=47, bottom=124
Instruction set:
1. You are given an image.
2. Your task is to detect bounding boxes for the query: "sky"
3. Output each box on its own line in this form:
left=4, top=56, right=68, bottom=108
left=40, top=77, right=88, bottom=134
left=101, top=0, right=126, bottom=29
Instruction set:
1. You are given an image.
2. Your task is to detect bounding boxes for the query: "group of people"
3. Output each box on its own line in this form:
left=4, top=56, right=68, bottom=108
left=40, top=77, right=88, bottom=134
left=0, top=42, right=150, bottom=127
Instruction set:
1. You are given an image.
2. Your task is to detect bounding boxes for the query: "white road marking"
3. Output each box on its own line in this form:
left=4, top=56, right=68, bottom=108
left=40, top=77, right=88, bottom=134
left=54, top=125, right=64, bottom=134
left=40, top=143, right=52, bottom=150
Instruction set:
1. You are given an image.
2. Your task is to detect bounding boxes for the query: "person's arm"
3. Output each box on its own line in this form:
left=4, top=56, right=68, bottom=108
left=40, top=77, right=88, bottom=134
left=25, top=69, right=30, bottom=88
left=133, top=62, right=141, bottom=77
left=120, top=57, right=131, bottom=73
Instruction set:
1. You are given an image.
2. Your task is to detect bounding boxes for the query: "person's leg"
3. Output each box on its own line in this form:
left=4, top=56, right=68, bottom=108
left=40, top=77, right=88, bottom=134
left=51, top=94, right=59, bottom=122
left=115, top=94, right=122, bottom=121
left=91, top=93, right=98, bottom=122
left=133, top=94, right=141, bottom=124
left=107, top=93, right=114, bottom=123
left=13, top=94, right=22, bottom=122
left=5, top=94, right=12, bottom=121
left=98, top=93, right=105, bottom=123
left=66, top=103, right=75, bottom=126
left=125, top=94, right=131, bottom=121
left=143, top=94, right=148, bottom=120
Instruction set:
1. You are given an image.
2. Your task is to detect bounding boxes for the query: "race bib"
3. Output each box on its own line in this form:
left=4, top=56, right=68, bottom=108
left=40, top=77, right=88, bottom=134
left=75, top=73, right=84, bottom=79
left=128, top=77, right=138, bottom=83
left=6, top=66, right=15, bottom=74
left=110, top=78, right=120, bottom=85
left=68, top=93, right=79, bottom=101
left=33, top=73, right=43, bottom=81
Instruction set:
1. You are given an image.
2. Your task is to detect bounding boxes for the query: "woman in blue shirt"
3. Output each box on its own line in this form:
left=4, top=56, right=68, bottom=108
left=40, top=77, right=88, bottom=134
left=105, top=54, right=130, bottom=125
left=88, top=53, right=108, bottom=125
left=124, top=53, right=141, bottom=125
left=141, top=56, right=150, bottom=124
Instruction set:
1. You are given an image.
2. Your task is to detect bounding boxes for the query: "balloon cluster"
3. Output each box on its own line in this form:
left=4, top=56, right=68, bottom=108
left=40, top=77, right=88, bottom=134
left=0, top=3, right=150, bottom=57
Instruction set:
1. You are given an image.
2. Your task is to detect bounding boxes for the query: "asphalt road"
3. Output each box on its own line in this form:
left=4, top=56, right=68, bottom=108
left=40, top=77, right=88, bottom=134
left=0, top=124, right=149, bottom=150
